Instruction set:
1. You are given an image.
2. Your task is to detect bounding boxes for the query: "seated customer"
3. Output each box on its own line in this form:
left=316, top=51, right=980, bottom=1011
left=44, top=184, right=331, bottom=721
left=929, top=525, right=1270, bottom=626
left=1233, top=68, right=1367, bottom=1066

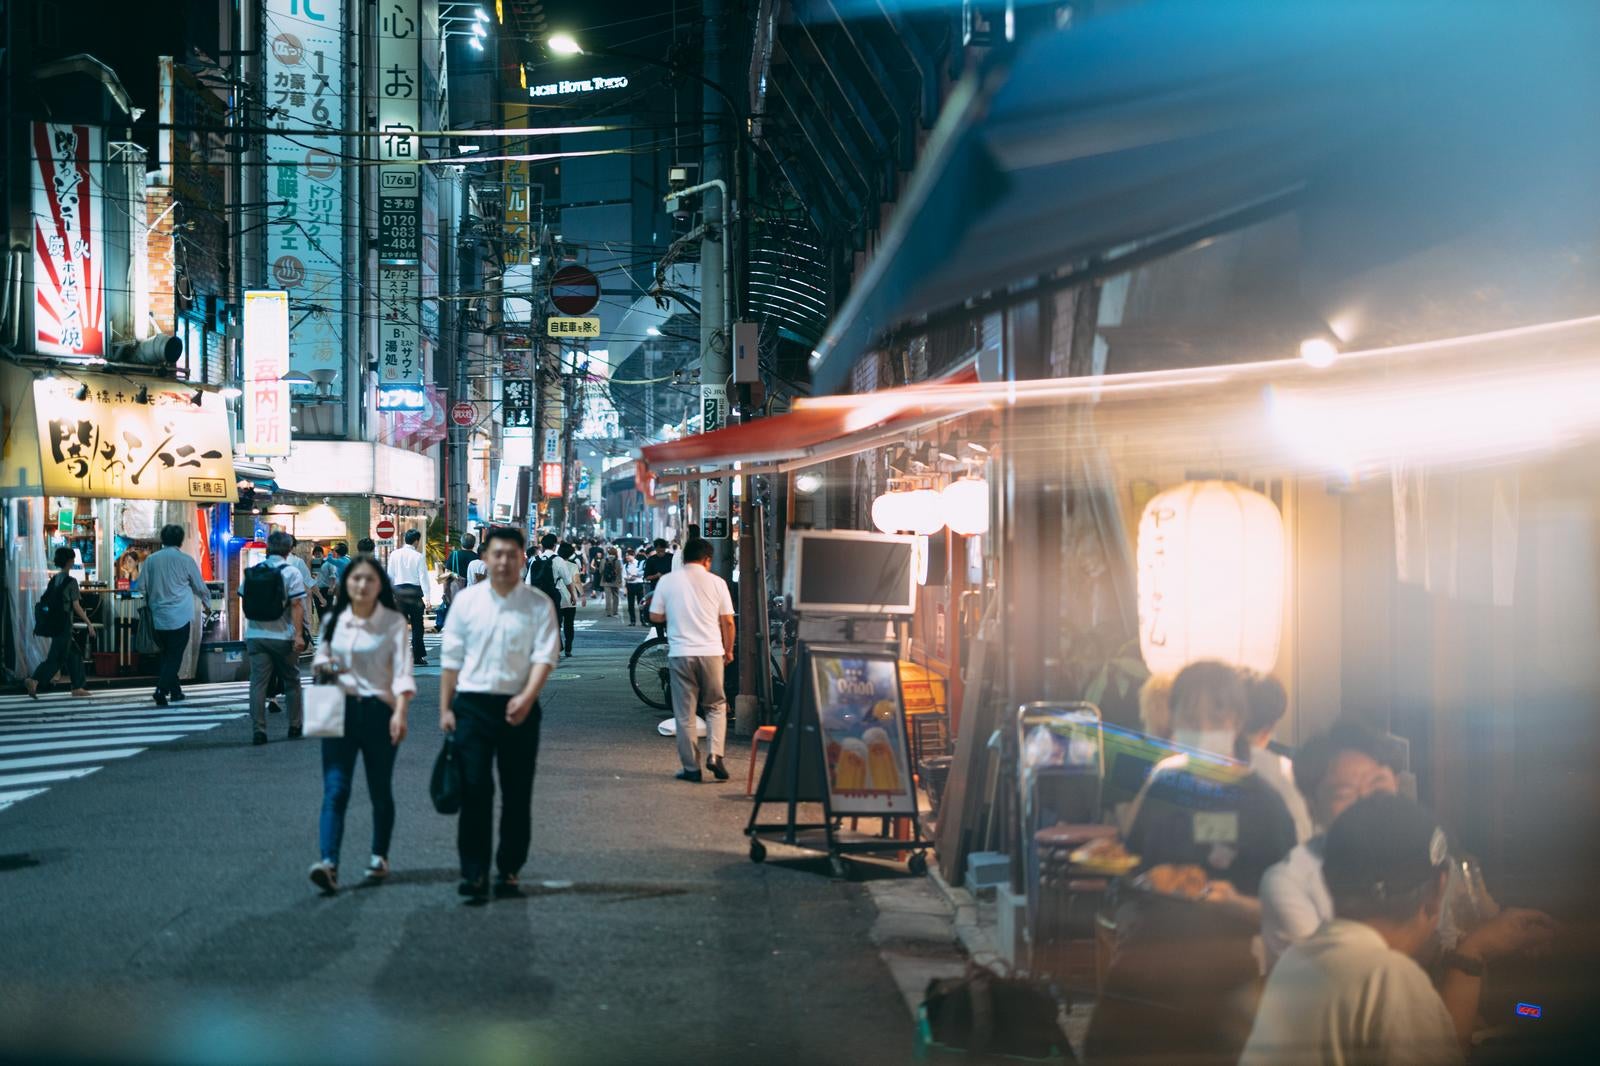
left=1125, top=660, right=1297, bottom=900
left=1242, top=794, right=1555, bottom=1064
left=1242, top=672, right=1314, bottom=844
left=1259, top=721, right=1399, bottom=971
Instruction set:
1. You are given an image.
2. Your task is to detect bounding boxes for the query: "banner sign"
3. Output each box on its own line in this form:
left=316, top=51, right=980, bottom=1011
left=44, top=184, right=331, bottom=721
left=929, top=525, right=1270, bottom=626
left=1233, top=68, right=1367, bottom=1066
left=33, top=373, right=237, bottom=503
left=543, top=428, right=561, bottom=464
left=379, top=267, right=421, bottom=383
left=32, top=122, right=106, bottom=357
left=263, top=0, right=346, bottom=395
left=376, top=0, right=421, bottom=263
left=243, top=290, right=292, bottom=457
left=377, top=382, right=428, bottom=411
left=504, top=378, right=534, bottom=429
left=700, top=382, right=729, bottom=537
left=547, top=316, right=600, bottom=338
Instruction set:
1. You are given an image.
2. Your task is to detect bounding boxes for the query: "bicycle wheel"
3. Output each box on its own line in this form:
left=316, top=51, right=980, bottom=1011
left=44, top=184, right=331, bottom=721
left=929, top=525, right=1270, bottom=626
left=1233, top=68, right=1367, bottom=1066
left=629, top=636, right=672, bottom=710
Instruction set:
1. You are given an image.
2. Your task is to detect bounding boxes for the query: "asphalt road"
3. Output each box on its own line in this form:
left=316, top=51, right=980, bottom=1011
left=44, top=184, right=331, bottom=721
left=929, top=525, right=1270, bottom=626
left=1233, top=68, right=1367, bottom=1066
left=0, top=605, right=917, bottom=1066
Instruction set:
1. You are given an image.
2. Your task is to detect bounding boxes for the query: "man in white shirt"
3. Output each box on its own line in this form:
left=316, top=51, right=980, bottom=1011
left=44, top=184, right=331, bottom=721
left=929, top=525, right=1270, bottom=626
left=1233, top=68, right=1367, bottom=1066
left=1242, top=794, right=1555, bottom=1066
left=386, top=528, right=431, bottom=665
left=650, top=538, right=735, bottom=782
left=138, top=523, right=211, bottom=707
left=622, top=549, right=645, bottom=625
left=240, top=531, right=307, bottom=744
left=439, top=526, right=561, bottom=901
left=551, top=542, right=580, bottom=657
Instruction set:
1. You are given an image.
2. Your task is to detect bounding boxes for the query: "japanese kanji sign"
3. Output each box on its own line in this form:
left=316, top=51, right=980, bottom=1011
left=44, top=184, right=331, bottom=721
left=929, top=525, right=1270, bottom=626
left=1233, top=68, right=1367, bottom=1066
left=264, top=0, right=346, bottom=395
left=376, top=0, right=421, bottom=263
left=503, top=378, right=534, bottom=429
left=33, top=373, right=237, bottom=503
left=32, top=123, right=106, bottom=357
left=243, top=290, right=292, bottom=457
left=546, top=316, right=601, bottom=338
left=380, top=267, right=421, bottom=384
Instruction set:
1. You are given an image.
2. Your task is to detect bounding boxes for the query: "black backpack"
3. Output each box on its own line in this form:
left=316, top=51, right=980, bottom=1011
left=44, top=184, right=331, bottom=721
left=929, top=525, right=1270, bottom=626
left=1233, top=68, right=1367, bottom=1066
left=603, top=559, right=619, bottom=584
left=241, top=561, right=289, bottom=621
left=32, top=575, right=70, bottom=638
left=526, top=554, right=561, bottom=606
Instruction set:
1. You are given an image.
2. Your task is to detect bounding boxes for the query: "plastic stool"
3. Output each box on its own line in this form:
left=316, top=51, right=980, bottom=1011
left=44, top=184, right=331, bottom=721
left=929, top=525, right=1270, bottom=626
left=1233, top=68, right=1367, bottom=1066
left=746, top=725, right=778, bottom=795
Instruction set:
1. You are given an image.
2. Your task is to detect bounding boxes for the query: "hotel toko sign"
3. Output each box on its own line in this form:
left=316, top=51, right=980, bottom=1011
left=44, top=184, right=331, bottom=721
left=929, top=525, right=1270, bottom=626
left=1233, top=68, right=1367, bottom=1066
left=263, top=0, right=346, bottom=397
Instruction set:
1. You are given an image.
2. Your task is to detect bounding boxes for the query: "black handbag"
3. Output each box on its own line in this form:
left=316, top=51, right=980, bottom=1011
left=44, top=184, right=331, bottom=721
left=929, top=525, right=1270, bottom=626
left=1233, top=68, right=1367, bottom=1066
left=430, top=736, right=463, bottom=814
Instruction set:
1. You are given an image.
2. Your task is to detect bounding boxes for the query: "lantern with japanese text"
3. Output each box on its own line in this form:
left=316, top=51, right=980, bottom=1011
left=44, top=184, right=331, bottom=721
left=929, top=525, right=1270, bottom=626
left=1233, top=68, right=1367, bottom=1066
left=1136, top=480, right=1284, bottom=674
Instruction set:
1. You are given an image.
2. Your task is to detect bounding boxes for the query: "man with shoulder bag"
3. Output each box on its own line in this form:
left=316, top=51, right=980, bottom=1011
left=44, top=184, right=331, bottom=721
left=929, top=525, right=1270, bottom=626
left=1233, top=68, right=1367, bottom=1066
left=241, top=531, right=308, bottom=745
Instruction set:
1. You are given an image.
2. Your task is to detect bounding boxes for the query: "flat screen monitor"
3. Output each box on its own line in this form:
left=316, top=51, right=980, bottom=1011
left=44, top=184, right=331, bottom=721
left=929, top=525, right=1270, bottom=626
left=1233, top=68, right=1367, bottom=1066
left=786, top=530, right=917, bottom=616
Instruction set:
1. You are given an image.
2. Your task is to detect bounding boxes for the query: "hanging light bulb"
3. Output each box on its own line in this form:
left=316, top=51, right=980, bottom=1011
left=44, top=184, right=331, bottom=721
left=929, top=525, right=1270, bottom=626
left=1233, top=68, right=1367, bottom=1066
left=901, top=487, right=945, bottom=536
left=871, top=490, right=907, bottom=534
left=942, top=476, right=990, bottom=535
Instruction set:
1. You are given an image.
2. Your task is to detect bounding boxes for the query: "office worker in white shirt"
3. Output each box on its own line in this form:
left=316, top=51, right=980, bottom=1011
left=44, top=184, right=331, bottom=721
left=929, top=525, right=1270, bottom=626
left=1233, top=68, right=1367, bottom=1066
left=650, top=538, right=735, bottom=783
left=439, top=527, right=561, bottom=902
left=386, top=528, right=431, bottom=666
left=306, top=556, right=415, bottom=894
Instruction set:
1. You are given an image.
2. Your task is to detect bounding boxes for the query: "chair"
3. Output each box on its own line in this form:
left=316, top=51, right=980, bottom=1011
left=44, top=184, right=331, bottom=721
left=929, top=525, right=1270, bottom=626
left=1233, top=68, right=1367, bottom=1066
left=745, top=725, right=777, bottom=795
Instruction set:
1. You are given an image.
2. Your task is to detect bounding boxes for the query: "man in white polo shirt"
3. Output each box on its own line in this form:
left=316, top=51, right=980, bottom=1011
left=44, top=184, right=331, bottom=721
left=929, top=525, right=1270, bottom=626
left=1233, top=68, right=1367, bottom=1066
left=439, top=526, right=561, bottom=902
left=649, top=537, right=734, bottom=783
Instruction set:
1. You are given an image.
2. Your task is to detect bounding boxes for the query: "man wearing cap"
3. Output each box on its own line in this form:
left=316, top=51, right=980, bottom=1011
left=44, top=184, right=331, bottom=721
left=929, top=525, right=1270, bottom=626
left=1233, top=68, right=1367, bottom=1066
left=1241, top=793, right=1555, bottom=1064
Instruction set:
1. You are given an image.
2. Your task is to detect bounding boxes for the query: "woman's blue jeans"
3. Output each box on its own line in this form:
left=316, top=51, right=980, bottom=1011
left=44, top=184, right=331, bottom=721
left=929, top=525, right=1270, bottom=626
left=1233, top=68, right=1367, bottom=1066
left=318, top=696, right=399, bottom=866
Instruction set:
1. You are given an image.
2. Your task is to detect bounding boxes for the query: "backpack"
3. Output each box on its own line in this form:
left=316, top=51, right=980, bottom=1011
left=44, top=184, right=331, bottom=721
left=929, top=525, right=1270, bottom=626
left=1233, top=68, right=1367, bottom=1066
left=32, top=575, right=70, bottom=638
left=526, top=554, right=561, bottom=606
left=241, top=560, right=289, bottom=621
left=603, top=559, right=619, bottom=584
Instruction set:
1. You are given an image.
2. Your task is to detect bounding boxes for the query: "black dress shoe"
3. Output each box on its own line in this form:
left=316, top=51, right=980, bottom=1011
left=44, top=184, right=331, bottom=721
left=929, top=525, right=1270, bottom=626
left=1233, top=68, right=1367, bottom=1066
left=707, top=757, right=729, bottom=782
left=675, top=769, right=703, bottom=783
left=169, top=690, right=187, bottom=703
left=458, top=876, right=489, bottom=901
left=287, top=725, right=303, bottom=739
left=153, top=690, right=168, bottom=708
left=493, top=873, right=523, bottom=898
left=252, top=731, right=268, bottom=746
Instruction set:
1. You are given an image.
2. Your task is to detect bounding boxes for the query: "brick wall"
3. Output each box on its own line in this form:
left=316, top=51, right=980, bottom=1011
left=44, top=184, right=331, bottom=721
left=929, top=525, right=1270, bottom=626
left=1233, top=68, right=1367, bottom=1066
left=146, top=187, right=177, bottom=335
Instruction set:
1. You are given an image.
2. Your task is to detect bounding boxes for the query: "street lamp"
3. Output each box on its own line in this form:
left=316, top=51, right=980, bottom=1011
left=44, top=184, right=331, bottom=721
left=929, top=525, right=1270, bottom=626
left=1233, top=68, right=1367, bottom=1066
left=547, top=32, right=582, bottom=56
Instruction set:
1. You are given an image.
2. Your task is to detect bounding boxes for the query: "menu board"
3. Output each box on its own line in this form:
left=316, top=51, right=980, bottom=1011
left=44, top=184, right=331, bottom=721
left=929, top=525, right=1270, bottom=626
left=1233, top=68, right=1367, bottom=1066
left=809, top=650, right=917, bottom=815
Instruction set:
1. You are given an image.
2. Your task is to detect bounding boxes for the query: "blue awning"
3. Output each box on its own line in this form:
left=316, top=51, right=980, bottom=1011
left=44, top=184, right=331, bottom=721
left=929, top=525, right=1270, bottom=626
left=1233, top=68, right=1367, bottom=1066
left=811, top=0, right=1600, bottom=394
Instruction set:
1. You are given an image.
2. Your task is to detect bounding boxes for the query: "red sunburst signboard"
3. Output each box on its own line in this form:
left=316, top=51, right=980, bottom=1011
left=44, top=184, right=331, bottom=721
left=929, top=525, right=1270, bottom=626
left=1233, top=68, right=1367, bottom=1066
left=32, top=122, right=106, bottom=358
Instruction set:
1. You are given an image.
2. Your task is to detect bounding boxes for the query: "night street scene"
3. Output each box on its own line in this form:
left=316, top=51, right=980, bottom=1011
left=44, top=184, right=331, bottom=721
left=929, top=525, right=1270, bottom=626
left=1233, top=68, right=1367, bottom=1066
left=2, top=0, right=1600, bottom=1063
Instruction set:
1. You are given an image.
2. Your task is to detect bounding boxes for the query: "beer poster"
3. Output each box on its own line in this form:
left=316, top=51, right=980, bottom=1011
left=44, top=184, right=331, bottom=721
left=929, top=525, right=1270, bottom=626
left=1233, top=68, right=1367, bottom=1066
left=809, top=652, right=916, bottom=815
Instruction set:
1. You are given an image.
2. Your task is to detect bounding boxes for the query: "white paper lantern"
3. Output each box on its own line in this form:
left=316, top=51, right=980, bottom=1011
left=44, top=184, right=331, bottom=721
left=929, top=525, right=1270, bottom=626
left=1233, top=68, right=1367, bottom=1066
left=901, top=488, right=945, bottom=535
left=941, top=477, right=990, bottom=535
left=871, top=491, right=908, bottom=534
left=1136, top=480, right=1285, bottom=674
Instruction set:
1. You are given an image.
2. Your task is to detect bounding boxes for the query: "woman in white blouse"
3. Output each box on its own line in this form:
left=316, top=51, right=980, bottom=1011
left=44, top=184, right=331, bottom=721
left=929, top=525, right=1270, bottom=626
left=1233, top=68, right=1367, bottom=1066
left=307, top=556, right=414, bottom=893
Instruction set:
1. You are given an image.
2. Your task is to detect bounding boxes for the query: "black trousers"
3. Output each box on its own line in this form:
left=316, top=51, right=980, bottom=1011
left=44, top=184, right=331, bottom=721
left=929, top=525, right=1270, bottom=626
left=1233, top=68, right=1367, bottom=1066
left=453, top=692, right=542, bottom=882
left=394, top=584, right=426, bottom=661
left=558, top=606, right=576, bottom=655
left=154, top=625, right=190, bottom=697
left=625, top=583, right=644, bottom=624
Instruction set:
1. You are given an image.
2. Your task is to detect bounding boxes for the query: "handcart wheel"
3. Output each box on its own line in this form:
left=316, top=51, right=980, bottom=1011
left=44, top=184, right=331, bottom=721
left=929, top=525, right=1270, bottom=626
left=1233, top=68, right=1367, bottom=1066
left=907, top=852, right=928, bottom=876
left=749, top=839, right=767, bottom=863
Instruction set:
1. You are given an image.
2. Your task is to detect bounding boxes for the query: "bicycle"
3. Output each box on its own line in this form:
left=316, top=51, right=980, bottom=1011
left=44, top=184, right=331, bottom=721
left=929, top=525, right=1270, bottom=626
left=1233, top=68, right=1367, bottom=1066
left=629, top=634, right=672, bottom=710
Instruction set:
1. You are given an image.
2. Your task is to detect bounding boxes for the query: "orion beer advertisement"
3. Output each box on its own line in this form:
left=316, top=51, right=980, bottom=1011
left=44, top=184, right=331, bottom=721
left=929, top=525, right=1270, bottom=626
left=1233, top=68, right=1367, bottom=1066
left=32, top=123, right=106, bottom=357
left=810, top=653, right=916, bottom=815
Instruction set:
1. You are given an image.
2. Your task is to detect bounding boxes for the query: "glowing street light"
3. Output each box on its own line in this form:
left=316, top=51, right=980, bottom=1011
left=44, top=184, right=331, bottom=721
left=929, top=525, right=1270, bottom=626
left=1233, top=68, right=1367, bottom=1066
left=547, top=32, right=583, bottom=56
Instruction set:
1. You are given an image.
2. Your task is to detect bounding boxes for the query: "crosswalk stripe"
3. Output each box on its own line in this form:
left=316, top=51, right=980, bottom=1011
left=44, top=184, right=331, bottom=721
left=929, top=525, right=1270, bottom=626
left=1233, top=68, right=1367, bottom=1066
left=0, top=749, right=145, bottom=771
left=0, top=725, right=223, bottom=744
left=0, top=680, right=255, bottom=702
left=0, top=788, right=48, bottom=812
left=0, top=714, right=241, bottom=733
left=0, top=735, right=187, bottom=756
left=0, top=694, right=256, bottom=717
left=0, top=767, right=101, bottom=788
left=0, top=708, right=244, bottom=725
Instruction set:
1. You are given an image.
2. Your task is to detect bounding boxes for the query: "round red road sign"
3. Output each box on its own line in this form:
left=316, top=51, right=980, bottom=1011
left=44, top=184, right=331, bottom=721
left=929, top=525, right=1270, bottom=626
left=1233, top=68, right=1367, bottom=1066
left=375, top=518, right=397, bottom=542
left=449, top=401, right=477, bottom=427
left=550, top=265, right=601, bottom=316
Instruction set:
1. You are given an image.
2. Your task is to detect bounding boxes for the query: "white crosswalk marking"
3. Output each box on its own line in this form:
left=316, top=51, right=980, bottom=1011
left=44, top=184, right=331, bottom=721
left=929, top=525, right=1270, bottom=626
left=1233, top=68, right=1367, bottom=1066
left=0, top=679, right=249, bottom=816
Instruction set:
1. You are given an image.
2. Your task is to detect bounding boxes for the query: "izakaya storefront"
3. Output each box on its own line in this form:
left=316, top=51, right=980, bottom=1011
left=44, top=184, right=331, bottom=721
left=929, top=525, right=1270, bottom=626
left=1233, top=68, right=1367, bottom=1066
left=0, top=365, right=238, bottom=684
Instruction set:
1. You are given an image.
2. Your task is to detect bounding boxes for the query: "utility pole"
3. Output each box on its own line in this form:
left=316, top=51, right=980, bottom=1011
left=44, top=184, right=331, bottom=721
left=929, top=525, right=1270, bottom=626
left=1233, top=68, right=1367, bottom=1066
left=699, top=0, right=732, bottom=582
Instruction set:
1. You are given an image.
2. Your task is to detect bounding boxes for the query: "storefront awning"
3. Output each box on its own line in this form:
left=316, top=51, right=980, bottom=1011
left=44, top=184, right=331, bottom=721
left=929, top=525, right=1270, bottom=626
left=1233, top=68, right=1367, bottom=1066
left=809, top=0, right=1600, bottom=395
left=0, top=364, right=237, bottom=503
left=636, top=367, right=981, bottom=484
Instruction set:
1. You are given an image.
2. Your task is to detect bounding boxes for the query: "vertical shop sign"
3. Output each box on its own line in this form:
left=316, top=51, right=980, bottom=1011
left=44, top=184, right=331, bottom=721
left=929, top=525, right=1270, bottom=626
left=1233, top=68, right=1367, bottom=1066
left=380, top=268, right=421, bottom=383
left=32, top=122, right=106, bottom=357
left=700, top=383, right=728, bottom=538
left=504, top=378, right=534, bottom=429
left=376, top=0, right=421, bottom=261
left=243, top=290, right=292, bottom=456
left=263, top=0, right=345, bottom=395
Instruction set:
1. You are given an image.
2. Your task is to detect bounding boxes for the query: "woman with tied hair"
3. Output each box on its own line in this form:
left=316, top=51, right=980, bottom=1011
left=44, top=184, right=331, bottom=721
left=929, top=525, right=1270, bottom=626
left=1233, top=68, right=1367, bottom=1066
left=306, top=555, right=414, bottom=894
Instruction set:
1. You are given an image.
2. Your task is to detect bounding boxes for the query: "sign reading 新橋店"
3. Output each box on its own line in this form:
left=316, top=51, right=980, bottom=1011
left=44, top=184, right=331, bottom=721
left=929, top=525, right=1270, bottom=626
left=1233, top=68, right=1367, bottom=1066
left=32, top=374, right=238, bottom=503
left=32, top=122, right=106, bottom=357
left=263, top=0, right=345, bottom=398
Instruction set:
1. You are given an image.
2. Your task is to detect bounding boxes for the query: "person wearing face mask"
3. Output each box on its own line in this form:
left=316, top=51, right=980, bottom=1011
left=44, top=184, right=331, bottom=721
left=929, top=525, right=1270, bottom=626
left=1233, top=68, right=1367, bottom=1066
left=1124, top=660, right=1298, bottom=900
left=1258, top=720, right=1400, bottom=971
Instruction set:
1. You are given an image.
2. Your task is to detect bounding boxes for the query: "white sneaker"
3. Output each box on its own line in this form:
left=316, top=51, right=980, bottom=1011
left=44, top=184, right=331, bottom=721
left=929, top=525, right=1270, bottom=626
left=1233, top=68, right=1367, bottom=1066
left=309, top=860, right=338, bottom=894
left=365, top=856, right=390, bottom=882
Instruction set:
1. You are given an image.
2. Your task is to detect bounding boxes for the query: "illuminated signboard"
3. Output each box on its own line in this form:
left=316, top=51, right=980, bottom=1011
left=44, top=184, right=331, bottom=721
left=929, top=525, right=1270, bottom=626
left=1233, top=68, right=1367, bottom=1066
left=377, top=382, right=428, bottom=412
left=529, top=75, right=628, bottom=98
left=32, top=122, right=106, bottom=357
left=243, top=290, right=292, bottom=457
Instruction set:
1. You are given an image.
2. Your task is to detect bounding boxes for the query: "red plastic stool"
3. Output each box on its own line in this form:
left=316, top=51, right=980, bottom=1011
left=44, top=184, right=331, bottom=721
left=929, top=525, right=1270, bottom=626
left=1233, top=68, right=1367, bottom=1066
left=746, top=725, right=778, bottom=795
